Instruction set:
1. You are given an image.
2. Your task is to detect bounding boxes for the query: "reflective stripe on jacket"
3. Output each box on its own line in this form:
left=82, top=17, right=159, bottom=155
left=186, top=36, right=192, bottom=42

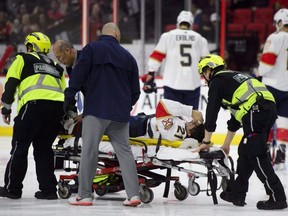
left=219, top=72, right=275, bottom=122
left=6, top=52, right=66, bottom=112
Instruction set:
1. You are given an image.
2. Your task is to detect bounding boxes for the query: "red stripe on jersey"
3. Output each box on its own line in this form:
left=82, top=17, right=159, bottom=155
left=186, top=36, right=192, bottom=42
left=155, top=101, right=170, bottom=118
left=260, top=53, right=277, bottom=66
left=277, top=128, right=288, bottom=142
left=150, top=51, right=166, bottom=62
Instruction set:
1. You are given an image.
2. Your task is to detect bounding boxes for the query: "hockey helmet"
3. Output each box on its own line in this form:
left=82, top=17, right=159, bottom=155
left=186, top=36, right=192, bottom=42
left=177, top=10, right=194, bottom=27
left=24, top=32, right=51, bottom=53
left=274, top=8, right=288, bottom=31
left=198, top=54, right=225, bottom=75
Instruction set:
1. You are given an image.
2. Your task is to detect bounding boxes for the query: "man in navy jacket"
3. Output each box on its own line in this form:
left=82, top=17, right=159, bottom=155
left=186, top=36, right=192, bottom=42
left=64, top=22, right=141, bottom=206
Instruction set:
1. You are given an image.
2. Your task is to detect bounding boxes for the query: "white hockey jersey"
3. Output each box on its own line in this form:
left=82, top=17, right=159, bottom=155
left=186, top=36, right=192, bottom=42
left=147, top=99, right=193, bottom=141
left=148, top=28, right=210, bottom=90
left=258, top=31, right=288, bottom=91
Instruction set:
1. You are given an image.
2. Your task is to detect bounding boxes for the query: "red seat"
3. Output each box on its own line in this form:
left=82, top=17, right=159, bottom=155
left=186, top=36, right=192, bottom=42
left=246, top=23, right=266, bottom=44
left=253, top=8, right=274, bottom=24
left=267, top=24, right=276, bottom=36
left=164, top=24, right=176, bottom=32
left=232, top=8, right=252, bottom=24
left=227, top=23, right=245, bottom=37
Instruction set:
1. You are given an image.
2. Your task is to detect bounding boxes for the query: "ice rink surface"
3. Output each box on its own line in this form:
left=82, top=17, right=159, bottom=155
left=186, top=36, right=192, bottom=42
left=0, top=136, right=287, bottom=216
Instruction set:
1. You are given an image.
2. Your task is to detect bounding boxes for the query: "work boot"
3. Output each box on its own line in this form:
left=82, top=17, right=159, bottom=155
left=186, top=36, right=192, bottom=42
left=0, top=186, right=21, bottom=199
left=220, top=191, right=233, bottom=203
left=220, top=191, right=246, bottom=206
left=34, top=191, right=58, bottom=200
left=257, top=197, right=287, bottom=210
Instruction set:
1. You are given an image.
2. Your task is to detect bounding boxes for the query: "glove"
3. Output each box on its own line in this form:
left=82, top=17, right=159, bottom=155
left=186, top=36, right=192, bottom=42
left=143, top=80, right=157, bottom=93
left=1, top=107, right=11, bottom=123
left=63, top=101, right=76, bottom=116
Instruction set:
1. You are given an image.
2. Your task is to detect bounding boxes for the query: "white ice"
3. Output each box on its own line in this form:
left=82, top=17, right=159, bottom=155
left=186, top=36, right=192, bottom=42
left=0, top=136, right=287, bottom=216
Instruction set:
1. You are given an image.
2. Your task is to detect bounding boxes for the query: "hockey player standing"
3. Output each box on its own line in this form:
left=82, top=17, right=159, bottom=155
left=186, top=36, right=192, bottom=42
left=258, top=8, right=288, bottom=166
left=143, top=10, right=210, bottom=109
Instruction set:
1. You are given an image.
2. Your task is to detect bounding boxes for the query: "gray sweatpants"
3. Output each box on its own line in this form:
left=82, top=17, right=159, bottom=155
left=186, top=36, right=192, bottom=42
left=78, top=115, right=140, bottom=199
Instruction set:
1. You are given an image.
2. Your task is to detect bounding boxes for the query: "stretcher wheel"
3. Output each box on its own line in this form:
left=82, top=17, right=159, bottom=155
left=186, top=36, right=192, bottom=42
left=95, top=188, right=107, bottom=196
left=58, top=184, right=72, bottom=199
left=139, top=187, right=154, bottom=203
left=174, top=183, right=188, bottom=201
left=188, top=182, right=200, bottom=196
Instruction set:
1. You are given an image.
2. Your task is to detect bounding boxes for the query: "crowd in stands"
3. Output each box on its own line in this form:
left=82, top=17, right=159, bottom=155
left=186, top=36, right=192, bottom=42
left=0, top=0, right=82, bottom=45
left=1, top=0, right=288, bottom=75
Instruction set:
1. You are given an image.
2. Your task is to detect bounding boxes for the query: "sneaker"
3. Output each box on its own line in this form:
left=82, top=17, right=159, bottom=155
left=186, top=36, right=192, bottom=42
left=0, top=186, right=21, bottom=199
left=123, top=196, right=141, bottom=207
left=257, top=198, right=287, bottom=210
left=68, top=195, right=93, bottom=206
left=34, top=191, right=58, bottom=200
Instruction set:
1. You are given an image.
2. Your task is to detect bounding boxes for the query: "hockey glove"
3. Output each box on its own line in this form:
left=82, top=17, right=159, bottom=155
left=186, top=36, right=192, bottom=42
left=143, top=80, right=157, bottom=93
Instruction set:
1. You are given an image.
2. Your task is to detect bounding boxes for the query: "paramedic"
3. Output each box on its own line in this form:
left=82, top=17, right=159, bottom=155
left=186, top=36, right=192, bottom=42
left=143, top=10, right=210, bottom=108
left=0, top=32, right=66, bottom=200
left=196, top=54, right=287, bottom=210
left=64, top=22, right=141, bottom=206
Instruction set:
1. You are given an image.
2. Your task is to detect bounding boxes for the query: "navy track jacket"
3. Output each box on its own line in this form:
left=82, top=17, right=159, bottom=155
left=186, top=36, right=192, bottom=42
left=64, top=35, right=141, bottom=122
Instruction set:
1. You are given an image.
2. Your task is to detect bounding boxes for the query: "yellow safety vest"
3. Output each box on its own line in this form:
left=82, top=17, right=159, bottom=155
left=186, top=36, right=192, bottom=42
left=221, top=75, right=275, bottom=123
left=6, top=52, right=66, bottom=112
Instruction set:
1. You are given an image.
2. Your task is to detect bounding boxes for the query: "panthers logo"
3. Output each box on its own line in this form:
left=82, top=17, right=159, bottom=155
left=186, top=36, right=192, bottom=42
left=162, top=118, right=173, bottom=130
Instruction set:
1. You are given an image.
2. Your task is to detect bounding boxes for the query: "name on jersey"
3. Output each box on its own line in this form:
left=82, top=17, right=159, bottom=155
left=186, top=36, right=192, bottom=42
left=33, top=63, right=61, bottom=77
left=176, top=35, right=195, bottom=41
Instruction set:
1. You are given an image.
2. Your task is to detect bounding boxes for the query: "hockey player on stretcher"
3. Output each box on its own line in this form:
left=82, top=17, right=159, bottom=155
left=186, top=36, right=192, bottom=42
left=64, top=99, right=206, bottom=150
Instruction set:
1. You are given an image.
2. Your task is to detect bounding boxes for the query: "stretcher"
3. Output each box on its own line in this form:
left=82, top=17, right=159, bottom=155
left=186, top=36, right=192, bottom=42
left=53, top=134, right=235, bottom=204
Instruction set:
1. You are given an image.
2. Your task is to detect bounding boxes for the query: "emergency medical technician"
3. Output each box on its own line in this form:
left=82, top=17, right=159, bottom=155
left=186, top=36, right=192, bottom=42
left=196, top=54, right=287, bottom=210
left=0, top=32, right=66, bottom=200
left=143, top=10, right=210, bottom=109
left=258, top=8, right=288, bottom=165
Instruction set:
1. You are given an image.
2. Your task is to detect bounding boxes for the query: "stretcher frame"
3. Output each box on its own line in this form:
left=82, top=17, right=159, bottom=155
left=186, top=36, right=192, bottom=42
left=53, top=134, right=235, bottom=204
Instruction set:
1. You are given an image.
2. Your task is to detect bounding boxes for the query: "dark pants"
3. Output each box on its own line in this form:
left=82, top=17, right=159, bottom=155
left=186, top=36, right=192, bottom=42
left=232, top=101, right=286, bottom=202
left=163, top=86, right=200, bottom=109
left=4, top=100, right=64, bottom=196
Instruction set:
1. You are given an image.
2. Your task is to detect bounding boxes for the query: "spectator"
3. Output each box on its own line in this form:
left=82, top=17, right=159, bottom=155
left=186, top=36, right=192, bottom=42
left=269, top=0, right=288, bottom=11
left=191, top=2, right=202, bottom=30
left=89, top=2, right=103, bottom=42
left=47, top=0, right=63, bottom=21
left=21, top=14, right=38, bottom=35
left=0, top=10, right=12, bottom=43
left=64, top=22, right=141, bottom=206
left=9, top=18, right=23, bottom=45
left=198, top=12, right=214, bottom=43
left=144, top=11, right=210, bottom=109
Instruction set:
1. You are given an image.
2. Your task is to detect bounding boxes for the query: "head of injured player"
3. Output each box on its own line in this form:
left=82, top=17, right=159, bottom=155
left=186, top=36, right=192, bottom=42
left=185, top=121, right=204, bottom=142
